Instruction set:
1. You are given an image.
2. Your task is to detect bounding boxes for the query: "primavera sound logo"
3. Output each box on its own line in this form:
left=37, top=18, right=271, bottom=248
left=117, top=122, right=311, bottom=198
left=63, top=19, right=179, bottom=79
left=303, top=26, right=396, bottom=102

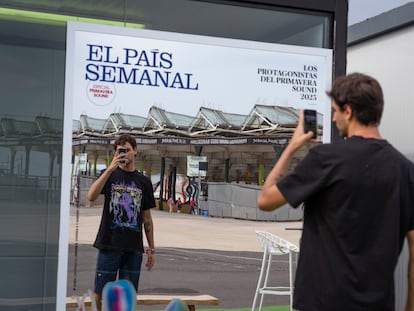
left=86, top=81, right=116, bottom=106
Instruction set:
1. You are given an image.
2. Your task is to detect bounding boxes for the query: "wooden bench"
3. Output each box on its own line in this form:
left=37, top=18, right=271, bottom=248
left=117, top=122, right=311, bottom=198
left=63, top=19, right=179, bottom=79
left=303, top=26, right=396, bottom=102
left=66, top=294, right=219, bottom=311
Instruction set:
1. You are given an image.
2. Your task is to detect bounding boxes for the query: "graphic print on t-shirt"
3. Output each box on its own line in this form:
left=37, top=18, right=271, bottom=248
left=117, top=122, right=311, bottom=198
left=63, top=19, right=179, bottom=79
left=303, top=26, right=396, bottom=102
left=109, top=181, right=142, bottom=232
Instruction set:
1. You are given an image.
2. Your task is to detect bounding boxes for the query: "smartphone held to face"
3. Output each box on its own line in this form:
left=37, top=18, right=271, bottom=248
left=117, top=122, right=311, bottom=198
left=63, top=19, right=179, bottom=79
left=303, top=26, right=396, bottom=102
left=304, top=109, right=317, bottom=139
left=118, top=147, right=128, bottom=165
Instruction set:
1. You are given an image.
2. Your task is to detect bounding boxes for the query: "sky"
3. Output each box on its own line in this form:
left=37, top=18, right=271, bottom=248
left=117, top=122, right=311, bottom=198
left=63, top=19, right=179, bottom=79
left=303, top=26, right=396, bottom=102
left=348, top=0, right=413, bottom=25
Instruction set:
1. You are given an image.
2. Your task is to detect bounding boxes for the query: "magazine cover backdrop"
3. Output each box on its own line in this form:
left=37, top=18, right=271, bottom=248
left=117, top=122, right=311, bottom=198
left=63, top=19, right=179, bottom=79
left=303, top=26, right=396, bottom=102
left=66, top=23, right=332, bottom=126
left=58, top=21, right=332, bottom=308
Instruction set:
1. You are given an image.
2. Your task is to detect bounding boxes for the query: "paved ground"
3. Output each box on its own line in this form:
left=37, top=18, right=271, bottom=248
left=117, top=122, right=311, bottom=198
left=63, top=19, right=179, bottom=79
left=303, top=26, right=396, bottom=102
left=67, top=206, right=302, bottom=309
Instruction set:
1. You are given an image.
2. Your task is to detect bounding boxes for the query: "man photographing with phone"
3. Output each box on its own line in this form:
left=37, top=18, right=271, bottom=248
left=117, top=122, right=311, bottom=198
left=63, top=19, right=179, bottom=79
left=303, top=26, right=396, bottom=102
left=87, top=134, right=156, bottom=311
left=258, top=73, right=414, bottom=311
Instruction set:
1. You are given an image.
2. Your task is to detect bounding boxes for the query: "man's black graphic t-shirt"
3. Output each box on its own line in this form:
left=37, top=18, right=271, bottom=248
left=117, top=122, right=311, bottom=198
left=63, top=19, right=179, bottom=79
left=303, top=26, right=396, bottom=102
left=93, top=168, right=155, bottom=252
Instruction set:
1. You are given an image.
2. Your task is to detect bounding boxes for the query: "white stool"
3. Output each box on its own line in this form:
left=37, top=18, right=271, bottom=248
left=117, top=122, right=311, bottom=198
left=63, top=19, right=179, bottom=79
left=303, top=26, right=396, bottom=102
left=252, top=230, right=299, bottom=311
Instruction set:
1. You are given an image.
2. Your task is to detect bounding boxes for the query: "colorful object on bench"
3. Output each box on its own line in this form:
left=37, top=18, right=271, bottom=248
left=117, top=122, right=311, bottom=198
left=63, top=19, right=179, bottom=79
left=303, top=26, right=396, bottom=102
left=165, top=298, right=189, bottom=311
left=66, top=293, right=219, bottom=310
left=102, top=280, right=136, bottom=311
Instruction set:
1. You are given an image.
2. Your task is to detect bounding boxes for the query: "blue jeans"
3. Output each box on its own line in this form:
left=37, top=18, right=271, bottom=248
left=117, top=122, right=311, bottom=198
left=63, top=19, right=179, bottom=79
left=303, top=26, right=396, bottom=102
left=94, top=249, right=143, bottom=294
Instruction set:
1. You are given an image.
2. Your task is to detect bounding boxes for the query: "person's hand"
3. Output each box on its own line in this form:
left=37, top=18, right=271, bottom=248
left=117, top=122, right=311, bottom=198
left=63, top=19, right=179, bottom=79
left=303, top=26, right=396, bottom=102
left=145, top=251, right=155, bottom=270
left=107, top=151, right=127, bottom=172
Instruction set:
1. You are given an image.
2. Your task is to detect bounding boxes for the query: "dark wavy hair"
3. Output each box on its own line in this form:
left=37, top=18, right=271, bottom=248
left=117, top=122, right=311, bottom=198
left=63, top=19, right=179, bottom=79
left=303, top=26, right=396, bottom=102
left=326, top=73, right=384, bottom=125
left=113, top=134, right=137, bottom=150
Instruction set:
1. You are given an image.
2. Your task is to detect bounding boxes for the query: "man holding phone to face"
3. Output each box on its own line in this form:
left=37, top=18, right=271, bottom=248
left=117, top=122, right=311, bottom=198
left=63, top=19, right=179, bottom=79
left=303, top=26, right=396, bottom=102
left=87, top=134, right=156, bottom=310
left=258, top=73, right=414, bottom=311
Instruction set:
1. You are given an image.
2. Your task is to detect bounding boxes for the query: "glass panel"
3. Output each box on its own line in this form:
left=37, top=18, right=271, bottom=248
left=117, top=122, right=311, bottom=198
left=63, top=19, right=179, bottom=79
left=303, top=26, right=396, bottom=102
left=0, top=17, right=65, bottom=310
left=125, top=0, right=330, bottom=48
left=221, top=112, right=247, bottom=127
left=202, top=109, right=228, bottom=127
left=255, top=106, right=300, bottom=124
left=163, top=111, right=194, bottom=128
left=82, top=116, right=107, bottom=132
left=0, top=1, right=331, bottom=48
left=116, top=113, right=147, bottom=128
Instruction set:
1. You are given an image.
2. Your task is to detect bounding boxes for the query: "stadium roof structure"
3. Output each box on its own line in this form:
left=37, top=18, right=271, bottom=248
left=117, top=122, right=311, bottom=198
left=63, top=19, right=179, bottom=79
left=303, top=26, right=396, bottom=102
left=0, top=105, right=323, bottom=147
left=0, top=105, right=323, bottom=179
left=1, top=116, right=63, bottom=140
left=71, top=104, right=322, bottom=140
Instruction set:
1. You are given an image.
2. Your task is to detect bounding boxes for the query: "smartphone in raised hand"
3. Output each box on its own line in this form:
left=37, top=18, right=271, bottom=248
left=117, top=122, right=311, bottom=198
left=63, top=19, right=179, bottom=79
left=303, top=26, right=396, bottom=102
left=118, top=147, right=127, bottom=165
left=304, top=109, right=317, bottom=139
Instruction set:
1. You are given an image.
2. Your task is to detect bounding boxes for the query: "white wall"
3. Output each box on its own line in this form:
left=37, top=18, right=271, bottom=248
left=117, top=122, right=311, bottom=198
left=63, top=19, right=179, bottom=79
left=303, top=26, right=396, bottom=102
left=347, top=25, right=414, bottom=310
left=347, top=25, right=414, bottom=159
